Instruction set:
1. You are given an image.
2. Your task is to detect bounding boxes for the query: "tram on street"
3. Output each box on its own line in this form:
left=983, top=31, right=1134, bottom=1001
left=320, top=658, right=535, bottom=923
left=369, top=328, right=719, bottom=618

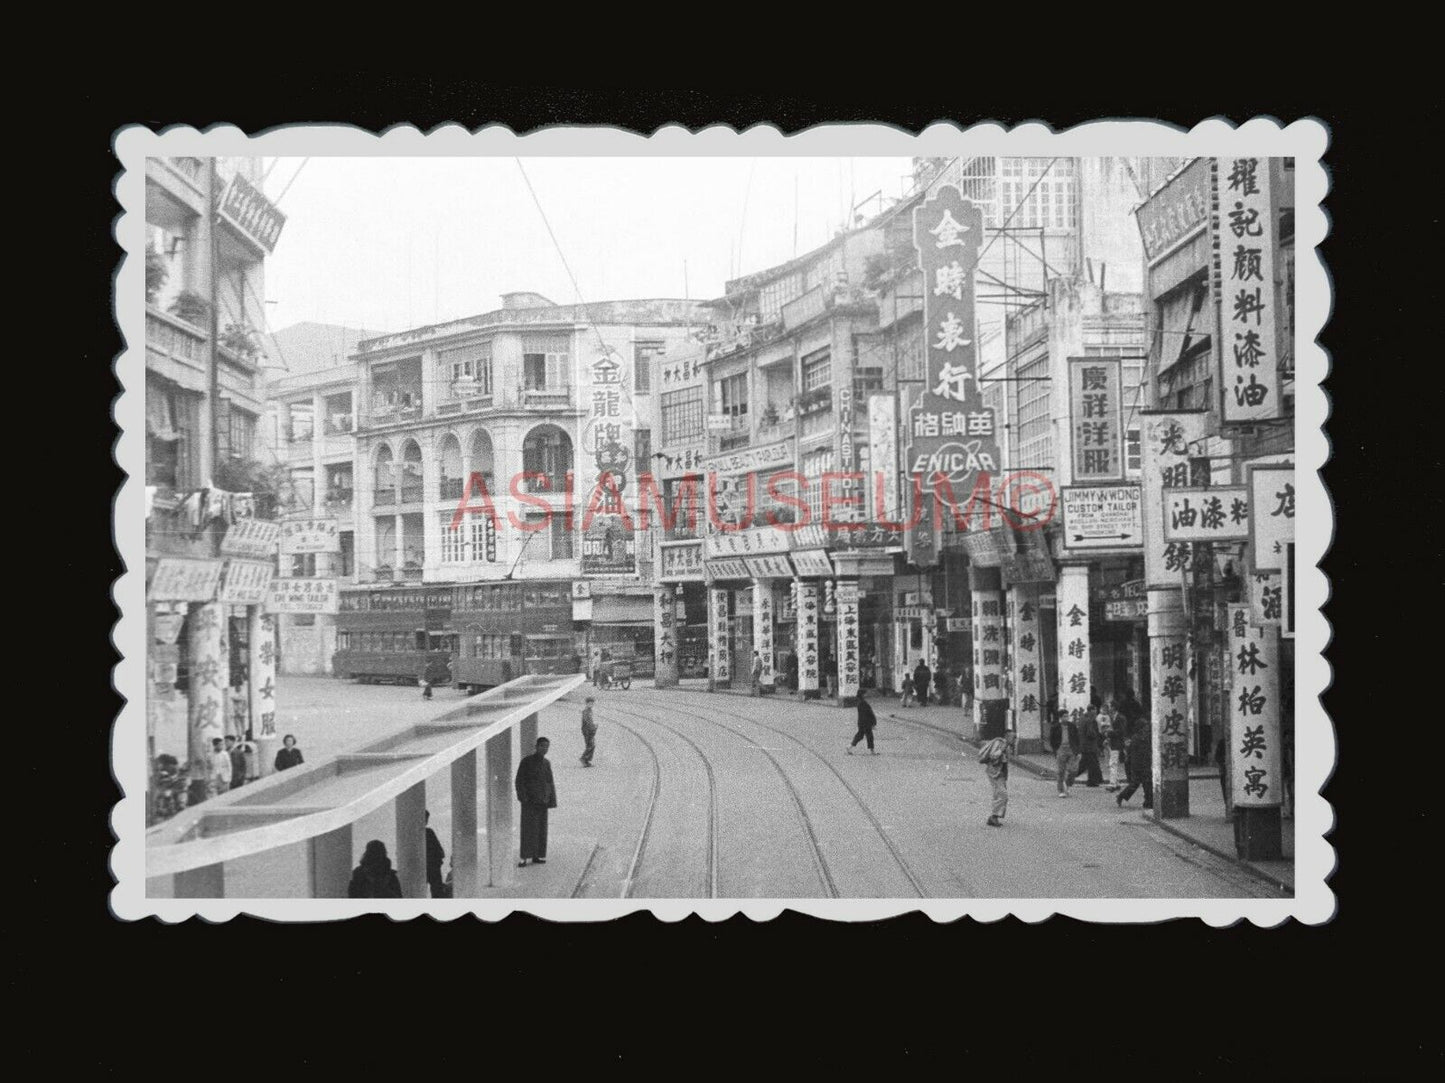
left=449, top=580, right=581, bottom=693
left=332, top=584, right=455, bottom=686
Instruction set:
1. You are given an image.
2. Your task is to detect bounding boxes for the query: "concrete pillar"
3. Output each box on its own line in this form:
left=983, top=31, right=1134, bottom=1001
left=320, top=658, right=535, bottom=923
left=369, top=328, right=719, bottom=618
left=187, top=602, right=227, bottom=790
left=1148, top=588, right=1189, bottom=819
left=797, top=581, right=820, bottom=699
left=969, top=567, right=1005, bottom=737
left=751, top=578, right=775, bottom=692
left=249, top=607, right=279, bottom=776
left=1056, top=564, right=1092, bottom=719
left=835, top=581, right=860, bottom=705
left=174, top=862, right=225, bottom=899
left=1226, top=604, right=1283, bottom=859
left=653, top=586, right=680, bottom=688
left=519, top=712, right=539, bottom=758
left=451, top=750, right=480, bottom=897
left=1009, top=583, right=1045, bottom=751
left=394, top=781, right=427, bottom=898
left=308, top=824, right=353, bottom=898
left=485, top=731, right=513, bottom=887
left=707, top=586, right=731, bottom=691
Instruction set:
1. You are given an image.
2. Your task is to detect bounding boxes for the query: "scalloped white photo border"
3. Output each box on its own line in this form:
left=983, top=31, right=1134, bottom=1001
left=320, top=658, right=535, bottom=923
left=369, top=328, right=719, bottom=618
left=110, top=118, right=1332, bottom=925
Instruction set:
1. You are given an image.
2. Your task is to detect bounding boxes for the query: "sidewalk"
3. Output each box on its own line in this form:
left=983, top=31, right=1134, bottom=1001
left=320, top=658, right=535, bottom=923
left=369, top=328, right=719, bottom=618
left=883, top=704, right=1294, bottom=894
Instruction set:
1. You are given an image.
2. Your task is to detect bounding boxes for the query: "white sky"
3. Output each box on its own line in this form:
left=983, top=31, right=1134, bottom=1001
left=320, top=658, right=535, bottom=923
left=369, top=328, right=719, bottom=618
left=261, top=157, right=917, bottom=335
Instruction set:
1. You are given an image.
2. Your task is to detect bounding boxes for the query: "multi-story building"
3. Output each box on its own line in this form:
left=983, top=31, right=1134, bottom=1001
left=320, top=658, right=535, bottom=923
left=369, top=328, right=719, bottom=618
left=347, top=292, right=705, bottom=681
left=143, top=155, right=287, bottom=795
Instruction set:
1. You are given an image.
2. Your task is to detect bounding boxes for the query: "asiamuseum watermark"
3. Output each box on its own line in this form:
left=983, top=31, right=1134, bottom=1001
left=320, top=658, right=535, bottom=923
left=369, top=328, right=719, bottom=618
left=446, top=469, right=1058, bottom=536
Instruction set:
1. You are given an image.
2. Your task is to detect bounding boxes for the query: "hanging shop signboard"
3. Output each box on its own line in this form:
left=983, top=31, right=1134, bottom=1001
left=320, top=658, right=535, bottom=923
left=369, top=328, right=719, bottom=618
left=744, top=554, right=793, bottom=579
left=1248, top=463, right=1294, bottom=572
left=796, top=582, right=820, bottom=692
left=280, top=518, right=340, bottom=554
left=219, top=172, right=287, bottom=254
left=659, top=540, right=704, bottom=582
left=789, top=550, right=835, bottom=577
left=709, top=587, right=731, bottom=684
left=837, top=583, right=861, bottom=698
left=1215, top=157, right=1282, bottom=424
left=906, top=185, right=998, bottom=499
left=1227, top=603, right=1282, bottom=807
left=1061, top=484, right=1144, bottom=552
left=1161, top=485, right=1252, bottom=543
left=1135, top=157, right=1211, bottom=266
left=1141, top=411, right=1209, bottom=587
left=705, top=525, right=793, bottom=558
left=705, top=558, right=750, bottom=581
left=148, top=558, right=224, bottom=603
left=1000, top=550, right=1056, bottom=586
left=1068, top=357, right=1125, bottom=483
left=219, top=518, right=281, bottom=559
left=705, top=436, right=794, bottom=477
left=579, top=344, right=638, bottom=577
left=218, top=559, right=275, bottom=605
left=267, top=577, right=339, bottom=614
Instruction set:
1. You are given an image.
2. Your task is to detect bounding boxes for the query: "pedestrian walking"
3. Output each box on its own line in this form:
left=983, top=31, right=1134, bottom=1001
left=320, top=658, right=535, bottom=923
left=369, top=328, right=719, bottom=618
left=419, top=666, right=433, bottom=700
left=751, top=652, right=763, bottom=696
left=1072, top=705, right=1104, bottom=787
left=239, top=730, right=258, bottom=783
left=934, top=667, right=950, bottom=708
left=1049, top=709, right=1080, bottom=798
left=1103, top=704, right=1124, bottom=792
left=274, top=734, right=304, bottom=772
left=225, top=735, right=247, bottom=791
left=580, top=696, right=597, bottom=767
left=348, top=840, right=404, bottom=898
left=1117, top=716, right=1154, bottom=808
left=208, top=737, right=232, bottom=798
left=899, top=666, right=915, bottom=707
left=913, top=660, right=932, bottom=708
left=847, top=688, right=879, bottom=755
left=979, top=729, right=1016, bottom=826
left=515, top=737, right=557, bottom=866
left=1214, top=733, right=1229, bottom=807
left=785, top=652, right=799, bottom=692
left=425, top=811, right=450, bottom=898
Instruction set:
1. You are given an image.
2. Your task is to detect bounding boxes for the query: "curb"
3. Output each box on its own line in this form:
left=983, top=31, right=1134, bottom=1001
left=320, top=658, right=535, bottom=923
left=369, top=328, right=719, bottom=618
left=1146, top=816, right=1293, bottom=896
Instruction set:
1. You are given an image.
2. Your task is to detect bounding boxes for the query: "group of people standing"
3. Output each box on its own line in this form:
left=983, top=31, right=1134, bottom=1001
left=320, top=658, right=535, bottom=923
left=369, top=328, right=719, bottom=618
left=897, top=659, right=959, bottom=709
left=1049, top=692, right=1154, bottom=808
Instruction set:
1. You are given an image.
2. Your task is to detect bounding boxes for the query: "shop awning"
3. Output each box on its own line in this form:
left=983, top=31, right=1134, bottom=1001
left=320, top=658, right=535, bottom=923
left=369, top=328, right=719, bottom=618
left=1156, top=282, right=1208, bottom=376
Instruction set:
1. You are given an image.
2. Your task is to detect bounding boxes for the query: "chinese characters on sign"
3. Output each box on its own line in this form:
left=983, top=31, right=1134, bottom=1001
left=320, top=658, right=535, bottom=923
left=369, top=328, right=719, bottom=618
left=1068, top=358, right=1124, bottom=482
left=907, top=186, right=998, bottom=536
left=659, top=541, right=704, bottom=581
left=219, top=518, right=281, bottom=559
left=1249, top=571, right=1283, bottom=626
left=1135, top=157, right=1211, bottom=265
left=836, top=581, right=860, bottom=699
left=796, top=581, right=820, bottom=693
left=582, top=345, right=638, bottom=577
left=1153, top=629, right=1191, bottom=791
left=1009, top=586, right=1044, bottom=739
left=654, top=588, right=678, bottom=680
left=754, top=580, right=775, bottom=688
left=744, top=554, right=793, bottom=579
left=267, top=578, right=339, bottom=614
left=1060, top=485, right=1143, bottom=551
left=218, top=559, right=274, bottom=604
left=868, top=395, right=899, bottom=525
left=705, top=558, right=749, bottom=581
left=1215, top=158, right=1281, bottom=423
left=1055, top=571, right=1091, bottom=715
left=1162, top=486, right=1252, bottom=543
left=148, top=558, right=224, bottom=602
left=219, top=172, right=287, bottom=254
left=1249, top=464, right=1294, bottom=571
left=709, top=587, right=731, bottom=685
left=1142, top=412, right=1208, bottom=587
left=1227, top=604, right=1282, bottom=807
left=971, top=590, right=1006, bottom=705
left=280, top=518, right=340, bottom=554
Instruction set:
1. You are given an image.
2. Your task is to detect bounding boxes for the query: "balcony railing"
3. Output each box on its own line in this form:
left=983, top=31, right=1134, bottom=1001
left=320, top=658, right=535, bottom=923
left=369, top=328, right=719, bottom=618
left=519, top=385, right=572, bottom=408
left=146, top=309, right=207, bottom=364
left=522, top=473, right=571, bottom=494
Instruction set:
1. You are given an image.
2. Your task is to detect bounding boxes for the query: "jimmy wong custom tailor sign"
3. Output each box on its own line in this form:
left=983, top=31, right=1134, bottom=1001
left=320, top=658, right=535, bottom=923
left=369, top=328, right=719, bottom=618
left=1227, top=604, right=1282, bottom=807
left=1215, top=157, right=1282, bottom=424
left=1141, top=411, right=1208, bottom=587
left=1068, top=358, right=1124, bottom=482
left=906, top=186, right=998, bottom=498
left=1162, top=486, right=1252, bottom=543
left=1061, top=485, right=1143, bottom=551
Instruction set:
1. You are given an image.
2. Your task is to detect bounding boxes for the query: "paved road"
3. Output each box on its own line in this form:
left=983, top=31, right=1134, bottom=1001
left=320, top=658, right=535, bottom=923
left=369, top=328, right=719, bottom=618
left=153, top=678, right=1282, bottom=900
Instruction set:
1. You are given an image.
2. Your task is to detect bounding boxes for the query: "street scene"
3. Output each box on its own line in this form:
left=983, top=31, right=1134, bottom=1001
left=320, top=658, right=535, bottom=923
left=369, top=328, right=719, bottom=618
left=133, top=138, right=1306, bottom=904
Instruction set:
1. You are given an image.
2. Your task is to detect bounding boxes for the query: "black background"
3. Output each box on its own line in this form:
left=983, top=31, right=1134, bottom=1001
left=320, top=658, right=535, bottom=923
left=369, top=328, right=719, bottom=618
left=44, top=77, right=1429, bottom=1075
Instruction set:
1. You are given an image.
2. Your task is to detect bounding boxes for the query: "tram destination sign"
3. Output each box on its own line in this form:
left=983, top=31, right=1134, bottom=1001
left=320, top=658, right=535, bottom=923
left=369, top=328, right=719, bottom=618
left=1061, top=484, right=1144, bottom=551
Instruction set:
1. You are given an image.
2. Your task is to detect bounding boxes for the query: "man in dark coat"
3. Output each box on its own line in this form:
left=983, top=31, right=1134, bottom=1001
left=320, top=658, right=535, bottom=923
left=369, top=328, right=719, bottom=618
left=515, top=737, right=558, bottom=867
left=913, top=660, right=932, bottom=708
left=847, top=688, right=879, bottom=755
left=1071, top=705, right=1105, bottom=787
left=1117, top=716, right=1154, bottom=808
left=225, top=735, right=246, bottom=791
left=425, top=810, right=448, bottom=898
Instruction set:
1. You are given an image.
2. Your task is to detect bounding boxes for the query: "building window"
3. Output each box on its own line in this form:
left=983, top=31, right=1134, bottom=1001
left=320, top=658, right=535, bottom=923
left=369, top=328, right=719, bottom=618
left=227, top=406, right=257, bottom=461
left=323, top=392, right=354, bottom=434
left=288, top=402, right=314, bottom=442
left=290, top=553, right=318, bottom=577
left=439, top=512, right=496, bottom=564
left=801, top=445, right=834, bottom=524
left=999, top=157, right=1076, bottom=230
left=662, top=387, right=704, bottom=443
left=1013, top=353, right=1052, bottom=472
left=717, top=373, right=749, bottom=418
left=521, top=425, right=574, bottom=490
left=522, top=335, right=571, bottom=391
left=758, top=274, right=804, bottom=321
left=802, top=350, right=832, bottom=392
left=522, top=513, right=573, bottom=561
left=634, top=341, right=663, bottom=393
left=440, top=342, right=493, bottom=398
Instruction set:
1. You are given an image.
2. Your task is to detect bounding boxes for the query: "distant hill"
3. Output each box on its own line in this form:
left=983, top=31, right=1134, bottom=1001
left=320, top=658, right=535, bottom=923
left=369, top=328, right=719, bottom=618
left=262, top=322, right=387, bottom=375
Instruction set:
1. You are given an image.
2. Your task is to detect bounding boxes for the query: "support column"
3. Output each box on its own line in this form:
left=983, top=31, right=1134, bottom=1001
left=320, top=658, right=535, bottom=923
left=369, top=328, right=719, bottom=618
left=450, top=750, right=480, bottom=897
left=707, top=586, right=731, bottom=691
left=174, top=862, right=225, bottom=899
left=394, top=780, right=427, bottom=898
left=653, top=586, right=680, bottom=688
left=249, top=607, right=279, bottom=776
left=1056, top=565, right=1092, bottom=720
left=969, top=567, right=1005, bottom=738
left=1226, top=605, right=1283, bottom=859
left=751, top=578, right=775, bottom=693
left=187, top=602, right=227, bottom=797
left=308, top=824, right=353, bottom=898
left=797, top=581, right=820, bottom=700
left=835, top=581, right=860, bottom=706
left=1149, top=588, right=1189, bottom=819
left=485, top=731, right=513, bottom=887
left=1009, top=583, right=1045, bottom=752
left=519, top=712, right=539, bottom=761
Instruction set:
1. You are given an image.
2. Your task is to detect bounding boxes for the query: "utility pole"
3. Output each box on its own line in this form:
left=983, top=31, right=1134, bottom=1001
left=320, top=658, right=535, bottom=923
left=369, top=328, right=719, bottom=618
left=208, top=159, right=222, bottom=481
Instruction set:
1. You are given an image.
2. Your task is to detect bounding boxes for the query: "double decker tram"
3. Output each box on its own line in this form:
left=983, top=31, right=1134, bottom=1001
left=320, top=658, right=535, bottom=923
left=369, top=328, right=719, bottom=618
left=450, top=581, right=580, bottom=694
left=333, top=584, right=456, bottom=686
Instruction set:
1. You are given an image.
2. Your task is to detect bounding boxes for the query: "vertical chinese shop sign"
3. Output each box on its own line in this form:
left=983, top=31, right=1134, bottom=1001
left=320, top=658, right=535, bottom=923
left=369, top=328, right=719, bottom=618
left=1141, top=411, right=1208, bottom=589
left=582, top=346, right=638, bottom=576
left=1227, top=604, right=1282, bottom=807
left=906, top=186, right=998, bottom=566
left=1215, top=157, right=1281, bottom=423
left=797, top=581, right=820, bottom=694
left=1068, top=358, right=1124, bottom=482
left=836, top=581, right=860, bottom=699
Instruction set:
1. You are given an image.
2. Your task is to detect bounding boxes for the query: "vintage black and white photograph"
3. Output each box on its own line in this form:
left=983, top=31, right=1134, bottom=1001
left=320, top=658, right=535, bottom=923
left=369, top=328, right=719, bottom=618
left=113, top=121, right=1329, bottom=921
